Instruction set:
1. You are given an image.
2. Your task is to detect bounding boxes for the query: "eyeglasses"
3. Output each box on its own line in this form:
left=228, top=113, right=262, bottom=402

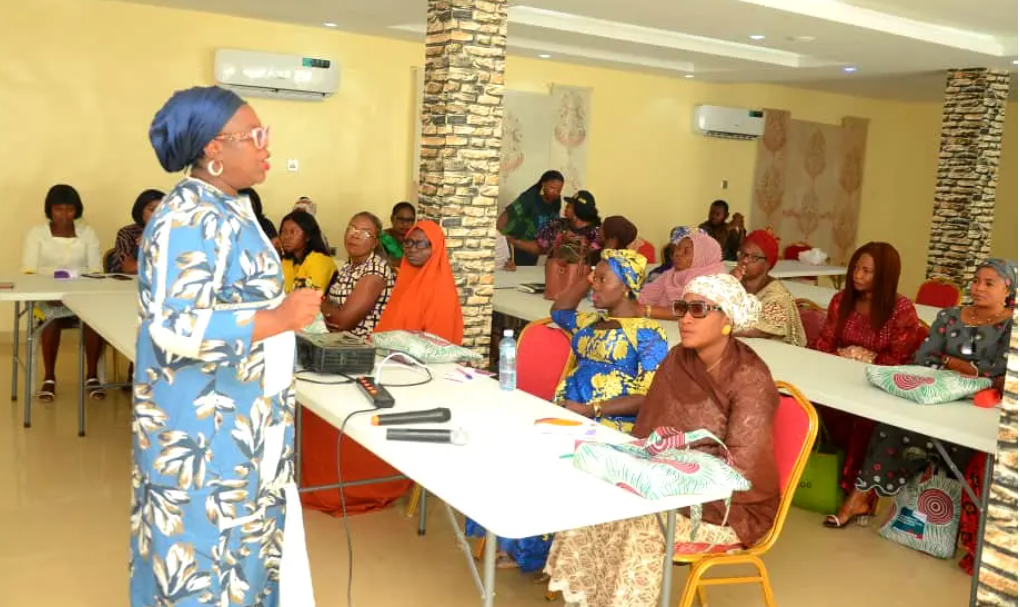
left=738, top=251, right=768, bottom=264
left=402, top=239, right=431, bottom=251
left=345, top=225, right=375, bottom=241
left=672, top=300, right=725, bottom=319
left=215, top=126, right=271, bottom=150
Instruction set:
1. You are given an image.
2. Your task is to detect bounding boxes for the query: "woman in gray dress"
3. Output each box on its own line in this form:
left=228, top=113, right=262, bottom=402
left=825, top=258, right=1016, bottom=528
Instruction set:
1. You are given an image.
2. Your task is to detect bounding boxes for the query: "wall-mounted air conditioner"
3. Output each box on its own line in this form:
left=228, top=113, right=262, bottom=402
left=214, top=49, right=340, bottom=101
left=692, top=105, right=764, bottom=140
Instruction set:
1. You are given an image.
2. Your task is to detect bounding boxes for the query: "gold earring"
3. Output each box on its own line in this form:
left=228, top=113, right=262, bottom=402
left=722, top=325, right=732, bottom=336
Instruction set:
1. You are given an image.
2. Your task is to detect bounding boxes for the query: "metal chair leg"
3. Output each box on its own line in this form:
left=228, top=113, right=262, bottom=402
left=417, top=487, right=427, bottom=536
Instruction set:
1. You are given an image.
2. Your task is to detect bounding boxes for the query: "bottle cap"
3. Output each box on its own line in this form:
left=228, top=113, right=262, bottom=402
left=503, top=329, right=514, bottom=337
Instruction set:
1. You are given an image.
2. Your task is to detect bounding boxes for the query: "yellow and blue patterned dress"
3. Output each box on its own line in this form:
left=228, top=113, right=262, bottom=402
left=131, top=178, right=298, bottom=607
left=552, top=309, right=669, bottom=433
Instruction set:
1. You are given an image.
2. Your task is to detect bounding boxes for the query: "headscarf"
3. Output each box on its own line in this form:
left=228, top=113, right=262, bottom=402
left=744, top=228, right=780, bottom=269
left=684, top=273, right=762, bottom=331
left=149, top=86, right=245, bottom=173
left=638, top=231, right=726, bottom=307
left=601, top=216, right=638, bottom=248
left=978, top=258, right=1018, bottom=307
left=669, top=225, right=706, bottom=244
left=602, top=249, right=647, bottom=296
left=374, top=220, right=464, bottom=344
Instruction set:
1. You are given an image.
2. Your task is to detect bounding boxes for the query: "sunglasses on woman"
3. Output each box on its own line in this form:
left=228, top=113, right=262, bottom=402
left=672, top=300, right=725, bottom=318
left=215, top=126, right=271, bottom=150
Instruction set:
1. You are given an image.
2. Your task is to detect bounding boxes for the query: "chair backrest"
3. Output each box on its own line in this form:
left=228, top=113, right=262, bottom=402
left=783, top=242, right=812, bottom=261
left=636, top=240, right=656, bottom=264
left=752, top=381, right=818, bottom=553
left=796, top=301, right=826, bottom=347
left=102, top=248, right=116, bottom=273
left=516, top=318, right=573, bottom=402
left=915, top=278, right=962, bottom=308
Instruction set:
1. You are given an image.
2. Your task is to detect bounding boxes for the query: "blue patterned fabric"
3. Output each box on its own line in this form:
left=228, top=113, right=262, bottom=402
left=131, top=177, right=293, bottom=607
left=149, top=86, right=245, bottom=172
left=465, top=308, right=669, bottom=571
left=601, top=248, right=647, bottom=296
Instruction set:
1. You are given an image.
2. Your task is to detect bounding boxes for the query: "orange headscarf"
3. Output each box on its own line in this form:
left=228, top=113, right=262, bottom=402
left=374, top=220, right=464, bottom=345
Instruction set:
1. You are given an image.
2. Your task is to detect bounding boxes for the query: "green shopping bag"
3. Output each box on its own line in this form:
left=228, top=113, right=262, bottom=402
left=792, top=421, right=845, bottom=515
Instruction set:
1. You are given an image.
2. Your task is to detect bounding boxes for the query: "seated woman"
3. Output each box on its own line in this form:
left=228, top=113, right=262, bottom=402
left=469, top=249, right=669, bottom=573
left=375, top=219, right=464, bottom=341
left=302, top=212, right=396, bottom=516
left=552, top=249, right=669, bottom=433
left=825, top=258, right=1015, bottom=529
left=498, top=170, right=564, bottom=266
left=638, top=229, right=725, bottom=319
left=279, top=210, right=335, bottom=294
left=814, top=241, right=919, bottom=363
left=22, top=184, right=105, bottom=402
left=545, top=274, right=779, bottom=607
left=519, top=190, right=601, bottom=261
left=813, top=241, right=920, bottom=498
left=108, top=188, right=164, bottom=274
left=379, top=201, right=416, bottom=268
left=731, top=229, right=806, bottom=346
left=319, top=212, right=395, bottom=338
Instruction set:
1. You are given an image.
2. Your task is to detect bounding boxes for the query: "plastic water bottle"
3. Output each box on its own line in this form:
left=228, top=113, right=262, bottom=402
left=498, top=329, right=517, bottom=391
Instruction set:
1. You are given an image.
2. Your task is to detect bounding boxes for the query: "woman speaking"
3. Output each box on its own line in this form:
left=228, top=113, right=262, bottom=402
left=133, top=86, right=320, bottom=607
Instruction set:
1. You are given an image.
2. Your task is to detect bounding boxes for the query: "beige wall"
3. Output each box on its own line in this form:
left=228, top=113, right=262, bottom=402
left=0, top=0, right=1015, bottom=336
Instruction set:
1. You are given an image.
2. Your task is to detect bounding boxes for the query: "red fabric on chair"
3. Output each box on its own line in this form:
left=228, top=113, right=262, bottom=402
left=799, top=307, right=826, bottom=347
left=636, top=240, right=656, bottom=264
left=915, top=279, right=962, bottom=308
left=783, top=242, right=812, bottom=261
left=774, top=394, right=813, bottom=491
left=517, top=320, right=572, bottom=401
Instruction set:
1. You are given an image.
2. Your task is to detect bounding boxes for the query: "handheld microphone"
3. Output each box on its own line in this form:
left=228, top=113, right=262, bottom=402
left=386, top=428, right=468, bottom=445
left=371, top=407, right=451, bottom=426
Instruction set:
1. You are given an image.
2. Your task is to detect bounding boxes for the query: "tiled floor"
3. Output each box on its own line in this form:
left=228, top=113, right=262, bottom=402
left=0, top=347, right=972, bottom=607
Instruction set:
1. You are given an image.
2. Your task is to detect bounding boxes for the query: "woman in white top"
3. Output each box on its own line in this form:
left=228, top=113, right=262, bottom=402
left=21, top=184, right=106, bottom=402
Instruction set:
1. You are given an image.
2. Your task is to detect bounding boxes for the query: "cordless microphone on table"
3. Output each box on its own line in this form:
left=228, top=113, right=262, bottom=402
left=371, top=407, right=451, bottom=426
left=386, top=428, right=469, bottom=445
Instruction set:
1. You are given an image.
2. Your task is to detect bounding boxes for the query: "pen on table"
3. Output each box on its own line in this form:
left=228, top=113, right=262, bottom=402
left=457, top=367, right=474, bottom=381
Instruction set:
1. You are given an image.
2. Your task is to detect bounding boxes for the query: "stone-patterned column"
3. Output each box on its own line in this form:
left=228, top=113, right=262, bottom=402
left=977, top=310, right=1018, bottom=607
left=418, top=0, right=507, bottom=358
left=925, top=68, right=1010, bottom=287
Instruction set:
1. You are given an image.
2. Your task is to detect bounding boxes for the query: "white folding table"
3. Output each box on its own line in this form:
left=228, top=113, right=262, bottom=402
left=62, top=290, right=731, bottom=607
left=0, top=274, right=136, bottom=427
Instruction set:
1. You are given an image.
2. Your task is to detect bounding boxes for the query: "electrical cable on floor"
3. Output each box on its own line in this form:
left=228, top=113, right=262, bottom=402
left=334, top=408, right=376, bottom=607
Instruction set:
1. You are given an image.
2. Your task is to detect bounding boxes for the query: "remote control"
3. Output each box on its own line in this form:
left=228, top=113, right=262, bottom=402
left=356, top=376, right=395, bottom=408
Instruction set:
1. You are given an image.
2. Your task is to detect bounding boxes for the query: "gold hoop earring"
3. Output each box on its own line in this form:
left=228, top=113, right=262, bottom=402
left=208, top=159, right=224, bottom=177
left=722, top=325, right=732, bottom=336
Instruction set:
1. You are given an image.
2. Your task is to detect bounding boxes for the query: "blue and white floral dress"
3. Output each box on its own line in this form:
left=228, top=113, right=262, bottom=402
left=130, top=178, right=312, bottom=607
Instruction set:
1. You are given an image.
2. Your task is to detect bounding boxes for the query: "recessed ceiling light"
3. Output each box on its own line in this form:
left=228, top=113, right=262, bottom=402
left=748, top=34, right=766, bottom=41
left=684, top=74, right=695, bottom=79
left=323, top=22, right=338, bottom=27
left=786, top=35, right=816, bottom=43
left=842, top=66, right=857, bottom=73
left=538, top=53, right=552, bottom=59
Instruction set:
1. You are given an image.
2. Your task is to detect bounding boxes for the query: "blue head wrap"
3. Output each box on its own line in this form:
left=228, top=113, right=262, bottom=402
left=601, top=249, right=648, bottom=296
left=149, top=86, right=245, bottom=173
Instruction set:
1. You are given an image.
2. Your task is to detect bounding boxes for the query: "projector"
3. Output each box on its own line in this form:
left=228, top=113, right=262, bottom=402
left=296, top=331, right=376, bottom=376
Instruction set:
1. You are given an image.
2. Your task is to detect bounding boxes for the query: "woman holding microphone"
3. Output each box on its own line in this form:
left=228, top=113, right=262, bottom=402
left=133, top=86, right=320, bottom=607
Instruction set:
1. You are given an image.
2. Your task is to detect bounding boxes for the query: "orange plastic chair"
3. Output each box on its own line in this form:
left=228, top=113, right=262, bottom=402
left=408, top=318, right=575, bottom=519
left=673, top=381, right=818, bottom=607
left=783, top=242, right=812, bottom=261
left=915, top=278, right=962, bottom=308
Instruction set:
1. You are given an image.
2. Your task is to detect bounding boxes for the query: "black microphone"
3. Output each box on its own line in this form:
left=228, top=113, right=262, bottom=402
left=386, top=428, right=468, bottom=445
left=371, top=407, right=451, bottom=427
